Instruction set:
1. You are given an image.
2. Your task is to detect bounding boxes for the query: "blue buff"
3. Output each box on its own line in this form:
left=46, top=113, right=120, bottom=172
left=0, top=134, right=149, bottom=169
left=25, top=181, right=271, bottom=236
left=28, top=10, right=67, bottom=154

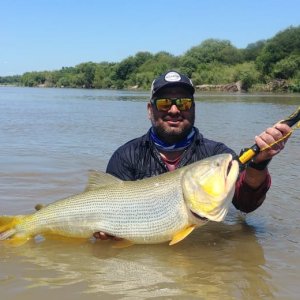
left=150, top=127, right=195, bottom=152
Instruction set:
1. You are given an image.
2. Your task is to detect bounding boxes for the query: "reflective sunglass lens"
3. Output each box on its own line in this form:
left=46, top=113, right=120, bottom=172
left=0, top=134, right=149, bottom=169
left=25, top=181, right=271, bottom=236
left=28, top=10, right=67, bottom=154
left=154, top=98, right=193, bottom=111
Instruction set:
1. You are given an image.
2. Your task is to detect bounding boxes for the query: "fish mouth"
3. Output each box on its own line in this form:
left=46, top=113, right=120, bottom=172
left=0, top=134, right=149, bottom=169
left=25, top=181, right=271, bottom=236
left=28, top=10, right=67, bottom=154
left=225, top=156, right=239, bottom=190
left=190, top=211, right=208, bottom=221
left=227, top=160, right=232, bottom=176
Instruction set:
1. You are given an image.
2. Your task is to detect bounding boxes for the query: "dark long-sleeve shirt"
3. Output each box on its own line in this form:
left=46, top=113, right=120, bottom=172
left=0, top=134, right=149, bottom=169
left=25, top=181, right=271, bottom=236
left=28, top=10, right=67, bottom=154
left=106, top=127, right=271, bottom=213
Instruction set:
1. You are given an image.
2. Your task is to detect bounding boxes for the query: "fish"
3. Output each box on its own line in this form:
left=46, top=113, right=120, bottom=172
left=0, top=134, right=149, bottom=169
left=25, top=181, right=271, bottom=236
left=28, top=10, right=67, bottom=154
left=0, top=153, right=239, bottom=247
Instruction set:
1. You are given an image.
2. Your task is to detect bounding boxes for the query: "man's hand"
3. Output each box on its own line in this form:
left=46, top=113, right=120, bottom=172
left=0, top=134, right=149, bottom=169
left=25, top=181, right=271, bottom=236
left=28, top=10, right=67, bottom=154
left=243, top=122, right=292, bottom=189
left=93, top=232, right=122, bottom=241
left=253, top=122, right=292, bottom=163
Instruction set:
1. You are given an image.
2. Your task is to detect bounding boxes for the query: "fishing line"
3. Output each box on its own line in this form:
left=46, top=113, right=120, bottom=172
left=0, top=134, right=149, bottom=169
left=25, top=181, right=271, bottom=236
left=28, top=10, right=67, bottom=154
left=259, top=126, right=298, bottom=152
left=238, top=106, right=300, bottom=164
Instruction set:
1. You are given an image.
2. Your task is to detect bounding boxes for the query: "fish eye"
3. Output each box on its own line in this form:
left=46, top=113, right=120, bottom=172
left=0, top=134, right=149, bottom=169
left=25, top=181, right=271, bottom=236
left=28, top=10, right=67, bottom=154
left=214, top=161, right=220, bottom=167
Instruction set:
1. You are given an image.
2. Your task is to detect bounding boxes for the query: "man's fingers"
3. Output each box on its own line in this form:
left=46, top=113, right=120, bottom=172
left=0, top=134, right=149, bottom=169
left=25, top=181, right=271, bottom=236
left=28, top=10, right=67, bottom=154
left=93, top=232, right=109, bottom=240
left=93, top=231, right=122, bottom=241
left=265, top=127, right=283, bottom=141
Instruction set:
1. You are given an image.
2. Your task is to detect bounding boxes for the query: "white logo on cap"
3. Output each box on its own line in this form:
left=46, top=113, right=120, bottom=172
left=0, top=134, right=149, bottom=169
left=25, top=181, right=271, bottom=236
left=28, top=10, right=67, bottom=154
left=165, top=71, right=181, bottom=82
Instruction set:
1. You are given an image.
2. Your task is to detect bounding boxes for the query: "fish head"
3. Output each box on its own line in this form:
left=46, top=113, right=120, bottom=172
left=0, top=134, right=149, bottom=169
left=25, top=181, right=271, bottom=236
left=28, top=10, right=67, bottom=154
left=182, top=154, right=239, bottom=222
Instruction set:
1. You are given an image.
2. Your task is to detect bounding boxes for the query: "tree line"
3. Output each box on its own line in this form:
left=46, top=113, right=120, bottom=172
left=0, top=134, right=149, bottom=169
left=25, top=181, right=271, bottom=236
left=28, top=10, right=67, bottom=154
left=1, top=26, right=300, bottom=92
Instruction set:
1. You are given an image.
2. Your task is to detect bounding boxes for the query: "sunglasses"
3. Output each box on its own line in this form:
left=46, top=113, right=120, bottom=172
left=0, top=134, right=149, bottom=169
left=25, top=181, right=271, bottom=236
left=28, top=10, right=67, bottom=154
left=151, top=97, right=194, bottom=112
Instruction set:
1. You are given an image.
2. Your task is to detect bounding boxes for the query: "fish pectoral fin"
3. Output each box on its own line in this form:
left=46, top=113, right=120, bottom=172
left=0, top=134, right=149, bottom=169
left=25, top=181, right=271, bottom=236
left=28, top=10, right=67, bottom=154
left=111, top=239, right=134, bottom=249
left=169, top=225, right=196, bottom=246
left=85, top=170, right=123, bottom=192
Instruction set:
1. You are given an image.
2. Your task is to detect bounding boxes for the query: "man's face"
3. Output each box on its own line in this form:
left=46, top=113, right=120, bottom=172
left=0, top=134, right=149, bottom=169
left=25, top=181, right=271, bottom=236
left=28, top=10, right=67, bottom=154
left=147, top=86, right=195, bottom=144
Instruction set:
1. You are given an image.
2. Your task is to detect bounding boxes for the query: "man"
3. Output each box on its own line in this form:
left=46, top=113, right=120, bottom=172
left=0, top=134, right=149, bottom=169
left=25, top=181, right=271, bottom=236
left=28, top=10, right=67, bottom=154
left=94, top=71, right=291, bottom=240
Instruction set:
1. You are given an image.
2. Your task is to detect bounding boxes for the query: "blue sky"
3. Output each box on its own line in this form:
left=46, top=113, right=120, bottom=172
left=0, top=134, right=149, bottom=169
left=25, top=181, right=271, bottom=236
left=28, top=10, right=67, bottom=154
left=1, top=0, right=299, bottom=76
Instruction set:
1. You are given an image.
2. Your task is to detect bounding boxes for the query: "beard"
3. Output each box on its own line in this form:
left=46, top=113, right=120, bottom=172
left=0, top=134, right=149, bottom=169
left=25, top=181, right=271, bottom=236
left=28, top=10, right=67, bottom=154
left=151, top=114, right=195, bottom=145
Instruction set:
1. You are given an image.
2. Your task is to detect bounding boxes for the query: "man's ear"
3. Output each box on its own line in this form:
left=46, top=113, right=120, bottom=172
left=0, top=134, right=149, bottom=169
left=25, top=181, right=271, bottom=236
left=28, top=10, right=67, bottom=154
left=147, top=102, right=153, bottom=120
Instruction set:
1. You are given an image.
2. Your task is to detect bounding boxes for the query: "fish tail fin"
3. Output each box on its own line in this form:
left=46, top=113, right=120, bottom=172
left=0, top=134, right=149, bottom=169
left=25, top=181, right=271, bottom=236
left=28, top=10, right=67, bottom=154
left=0, top=215, right=30, bottom=246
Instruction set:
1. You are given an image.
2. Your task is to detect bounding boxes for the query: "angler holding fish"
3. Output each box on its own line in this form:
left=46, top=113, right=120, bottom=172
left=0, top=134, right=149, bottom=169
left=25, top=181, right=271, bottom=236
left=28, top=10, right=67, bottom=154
left=95, top=71, right=295, bottom=241
left=0, top=71, right=297, bottom=247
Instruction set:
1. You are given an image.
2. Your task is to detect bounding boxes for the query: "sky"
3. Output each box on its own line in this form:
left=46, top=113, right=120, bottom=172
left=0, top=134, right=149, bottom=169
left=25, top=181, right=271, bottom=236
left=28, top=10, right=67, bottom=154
left=1, top=0, right=299, bottom=76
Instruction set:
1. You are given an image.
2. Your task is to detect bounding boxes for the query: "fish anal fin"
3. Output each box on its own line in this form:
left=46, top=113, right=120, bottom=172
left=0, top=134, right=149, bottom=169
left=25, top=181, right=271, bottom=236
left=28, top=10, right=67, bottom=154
left=112, top=239, right=134, bottom=249
left=43, top=233, right=87, bottom=244
left=169, top=225, right=196, bottom=246
left=4, top=235, right=30, bottom=247
left=85, top=170, right=123, bottom=192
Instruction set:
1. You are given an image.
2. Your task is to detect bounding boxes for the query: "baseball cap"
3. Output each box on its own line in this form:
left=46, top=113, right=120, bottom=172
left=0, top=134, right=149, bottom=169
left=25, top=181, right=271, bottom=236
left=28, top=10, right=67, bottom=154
left=151, top=71, right=195, bottom=98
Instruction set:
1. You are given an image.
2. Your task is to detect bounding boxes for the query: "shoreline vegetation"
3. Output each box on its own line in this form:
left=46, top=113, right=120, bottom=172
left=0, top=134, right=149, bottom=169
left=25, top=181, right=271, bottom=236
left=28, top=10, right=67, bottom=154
left=1, top=26, right=300, bottom=93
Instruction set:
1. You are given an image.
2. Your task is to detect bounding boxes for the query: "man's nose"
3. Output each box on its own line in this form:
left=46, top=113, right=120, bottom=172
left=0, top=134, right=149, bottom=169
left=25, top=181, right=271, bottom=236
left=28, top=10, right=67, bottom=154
left=168, top=104, right=180, bottom=113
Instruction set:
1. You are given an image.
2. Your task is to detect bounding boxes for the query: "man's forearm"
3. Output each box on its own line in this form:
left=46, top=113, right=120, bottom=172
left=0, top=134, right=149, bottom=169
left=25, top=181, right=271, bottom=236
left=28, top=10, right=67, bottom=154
left=244, top=166, right=269, bottom=189
left=232, top=169, right=271, bottom=213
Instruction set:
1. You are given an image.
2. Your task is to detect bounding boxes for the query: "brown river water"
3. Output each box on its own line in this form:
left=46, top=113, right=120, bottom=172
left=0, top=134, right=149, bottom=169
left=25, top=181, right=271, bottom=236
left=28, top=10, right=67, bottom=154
left=0, top=87, right=299, bottom=299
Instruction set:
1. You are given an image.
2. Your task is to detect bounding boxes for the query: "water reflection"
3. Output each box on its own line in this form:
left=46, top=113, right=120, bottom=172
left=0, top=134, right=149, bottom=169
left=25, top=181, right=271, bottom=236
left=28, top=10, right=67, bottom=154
left=1, top=220, right=272, bottom=299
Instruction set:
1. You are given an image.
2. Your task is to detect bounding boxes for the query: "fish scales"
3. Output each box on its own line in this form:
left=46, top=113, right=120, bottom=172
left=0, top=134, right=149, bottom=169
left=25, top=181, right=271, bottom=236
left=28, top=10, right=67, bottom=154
left=0, top=154, right=240, bottom=245
left=15, top=173, right=189, bottom=243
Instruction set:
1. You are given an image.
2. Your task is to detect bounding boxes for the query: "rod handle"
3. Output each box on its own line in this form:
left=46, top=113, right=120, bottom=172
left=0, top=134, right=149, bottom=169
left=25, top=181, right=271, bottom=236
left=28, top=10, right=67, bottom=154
left=238, top=106, right=300, bottom=165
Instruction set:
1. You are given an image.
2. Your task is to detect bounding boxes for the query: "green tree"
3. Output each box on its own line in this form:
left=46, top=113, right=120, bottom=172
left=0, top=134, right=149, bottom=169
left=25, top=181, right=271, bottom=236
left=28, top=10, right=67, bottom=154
left=75, top=62, right=97, bottom=88
left=231, top=62, right=260, bottom=90
left=178, top=56, right=198, bottom=77
left=21, top=72, right=46, bottom=87
left=93, top=62, right=115, bottom=88
left=242, top=40, right=266, bottom=61
left=184, top=39, right=242, bottom=65
left=138, top=52, right=177, bottom=75
left=129, top=71, right=154, bottom=89
left=192, top=62, right=232, bottom=85
left=0, top=75, right=21, bottom=85
left=272, top=54, right=300, bottom=79
left=57, top=76, right=71, bottom=87
left=113, top=51, right=153, bottom=87
left=256, top=26, right=300, bottom=78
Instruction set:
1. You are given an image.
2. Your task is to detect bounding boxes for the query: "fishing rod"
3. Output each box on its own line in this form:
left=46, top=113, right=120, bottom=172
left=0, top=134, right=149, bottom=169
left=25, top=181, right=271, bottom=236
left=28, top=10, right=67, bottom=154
left=238, top=106, right=300, bottom=165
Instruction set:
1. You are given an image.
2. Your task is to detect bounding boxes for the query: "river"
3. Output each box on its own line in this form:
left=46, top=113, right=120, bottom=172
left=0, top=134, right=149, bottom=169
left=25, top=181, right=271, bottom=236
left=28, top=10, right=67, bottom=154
left=0, top=87, right=299, bottom=299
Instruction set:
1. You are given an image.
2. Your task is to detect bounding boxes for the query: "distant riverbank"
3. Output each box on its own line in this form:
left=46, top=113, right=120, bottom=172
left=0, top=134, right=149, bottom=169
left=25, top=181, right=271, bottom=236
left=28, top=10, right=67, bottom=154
left=1, top=78, right=298, bottom=93
left=195, top=79, right=298, bottom=93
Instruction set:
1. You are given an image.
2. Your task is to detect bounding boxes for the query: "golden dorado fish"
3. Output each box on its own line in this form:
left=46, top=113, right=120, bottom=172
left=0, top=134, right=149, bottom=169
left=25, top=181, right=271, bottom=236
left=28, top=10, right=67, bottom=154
left=0, top=154, right=239, bottom=247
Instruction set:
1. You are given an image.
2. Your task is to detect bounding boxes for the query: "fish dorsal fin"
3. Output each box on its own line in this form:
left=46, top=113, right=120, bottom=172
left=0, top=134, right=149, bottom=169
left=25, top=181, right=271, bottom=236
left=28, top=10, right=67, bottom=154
left=84, top=170, right=123, bottom=192
left=35, top=203, right=47, bottom=211
left=169, top=225, right=196, bottom=245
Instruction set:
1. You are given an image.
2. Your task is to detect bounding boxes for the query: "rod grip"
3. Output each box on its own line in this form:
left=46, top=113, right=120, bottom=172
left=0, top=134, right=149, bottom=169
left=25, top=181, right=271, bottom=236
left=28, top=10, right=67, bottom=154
left=238, top=106, right=300, bottom=165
